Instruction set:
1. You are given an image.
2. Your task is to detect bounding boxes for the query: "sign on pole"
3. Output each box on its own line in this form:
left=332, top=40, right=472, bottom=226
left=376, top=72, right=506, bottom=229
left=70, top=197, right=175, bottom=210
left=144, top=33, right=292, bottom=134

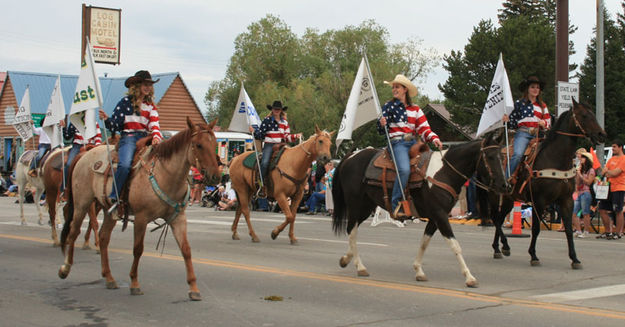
left=82, top=4, right=121, bottom=65
left=557, top=81, right=579, bottom=116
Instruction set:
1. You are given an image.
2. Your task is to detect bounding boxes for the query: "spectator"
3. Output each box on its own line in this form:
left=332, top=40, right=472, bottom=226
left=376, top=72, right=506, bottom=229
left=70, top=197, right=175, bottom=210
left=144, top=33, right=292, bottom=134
left=314, top=160, right=326, bottom=192
left=189, top=166, right=203, bottom=206
left=306, top=167, right=330, bottom=215
left=218, top=187, right=238, bottom=211
left=597, top=140, right=625, bottom=240
left=572, top=150, right=595, bottom=238
left=324, top=161, right=337, bottom=216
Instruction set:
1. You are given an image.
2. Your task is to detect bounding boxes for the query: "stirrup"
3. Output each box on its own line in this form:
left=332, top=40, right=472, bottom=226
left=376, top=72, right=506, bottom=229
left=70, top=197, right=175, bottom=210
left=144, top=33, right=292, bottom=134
left=256, top=187, right=267, bottom=199
left=28, top=169, right=37, bottom=177
left=107, top=201, right=118, bottom=216
left=392, top=206, right=410, bottom=222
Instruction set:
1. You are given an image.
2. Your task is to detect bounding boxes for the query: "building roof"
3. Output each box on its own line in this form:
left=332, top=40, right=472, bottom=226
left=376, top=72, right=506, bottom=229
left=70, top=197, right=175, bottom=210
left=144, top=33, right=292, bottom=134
left=423, top=103, right=475, bottom=141
left=0, top=72, right=6, bottom=97
left=7, top=71, right=179, bottom=116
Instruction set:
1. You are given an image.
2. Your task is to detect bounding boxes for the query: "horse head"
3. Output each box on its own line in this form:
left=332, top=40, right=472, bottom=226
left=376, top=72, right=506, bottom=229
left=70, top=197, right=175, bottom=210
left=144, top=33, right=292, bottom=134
left=476, top=132, right=510, bottom=194
left=309, top=125, right=334, bottom=164
left=571, top=98, right=607, bottom=144
left=187, top=117, right=221, bottom=185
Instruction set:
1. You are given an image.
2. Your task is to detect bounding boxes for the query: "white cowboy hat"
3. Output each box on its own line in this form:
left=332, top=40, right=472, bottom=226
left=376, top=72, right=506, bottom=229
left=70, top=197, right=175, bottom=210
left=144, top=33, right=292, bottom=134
left=580, top=151, right=593, bottom=164
left=384, top=74, right=418, bottom=98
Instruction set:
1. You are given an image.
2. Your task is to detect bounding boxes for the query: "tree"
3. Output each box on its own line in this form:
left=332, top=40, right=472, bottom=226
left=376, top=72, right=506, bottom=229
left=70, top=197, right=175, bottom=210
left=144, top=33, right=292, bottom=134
left=205, top=15, right=440, bottom=155
left=577, top=5, right=625, bottom=141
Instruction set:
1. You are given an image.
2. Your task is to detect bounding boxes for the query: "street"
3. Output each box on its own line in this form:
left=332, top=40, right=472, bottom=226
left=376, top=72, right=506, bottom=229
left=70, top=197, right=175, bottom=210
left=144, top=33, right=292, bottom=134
left=1, top=196, right=625, bottom=327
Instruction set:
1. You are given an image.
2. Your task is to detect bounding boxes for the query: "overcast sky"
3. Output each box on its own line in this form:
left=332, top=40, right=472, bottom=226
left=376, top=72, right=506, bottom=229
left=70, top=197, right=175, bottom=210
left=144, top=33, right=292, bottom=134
left=1, top=0, right=622, bottom=113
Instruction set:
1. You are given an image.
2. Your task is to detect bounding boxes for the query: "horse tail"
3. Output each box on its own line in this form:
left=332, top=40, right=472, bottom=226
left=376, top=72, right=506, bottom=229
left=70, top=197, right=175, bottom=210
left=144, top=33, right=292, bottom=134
left=332, top=158, right=348, bottom=235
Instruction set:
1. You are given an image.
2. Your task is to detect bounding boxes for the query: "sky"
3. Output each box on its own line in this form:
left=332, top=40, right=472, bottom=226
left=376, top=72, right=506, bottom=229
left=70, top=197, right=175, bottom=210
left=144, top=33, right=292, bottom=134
left=1, top=0, right=623, bottom=114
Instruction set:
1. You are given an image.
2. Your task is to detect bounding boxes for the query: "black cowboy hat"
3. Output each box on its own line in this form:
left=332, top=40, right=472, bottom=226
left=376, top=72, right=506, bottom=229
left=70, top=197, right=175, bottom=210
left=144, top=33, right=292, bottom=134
left=125, top=70, right=160, bottom=88
left=518, top=75, right=545, bottom=92
left=266, top=100, right=288, bottom=111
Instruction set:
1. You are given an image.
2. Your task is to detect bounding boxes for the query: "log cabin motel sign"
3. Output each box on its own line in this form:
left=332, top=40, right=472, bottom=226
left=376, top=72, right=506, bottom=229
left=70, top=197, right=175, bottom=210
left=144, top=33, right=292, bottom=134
left=81, top=4, right=121, bottom=65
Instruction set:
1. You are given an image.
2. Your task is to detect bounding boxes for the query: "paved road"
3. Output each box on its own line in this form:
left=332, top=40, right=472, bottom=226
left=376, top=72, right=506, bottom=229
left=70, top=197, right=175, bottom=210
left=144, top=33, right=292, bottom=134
left=1, top=196, right=625, bottom=326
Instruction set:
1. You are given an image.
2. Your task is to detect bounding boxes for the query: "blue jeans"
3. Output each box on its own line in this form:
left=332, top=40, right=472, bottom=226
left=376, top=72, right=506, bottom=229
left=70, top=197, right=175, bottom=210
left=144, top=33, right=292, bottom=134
left=109, top=133, right=145, bottom=199
left=390, top=139, right=416, bottom=211
left=306, top=192, right=325, bottom=212
left=30, top=144, right=51, bottom=170
left=507, top=130, right=535, bottom=178
left=61, top=144, right=81, bottom=192
left=573, top=191, right=592, bottom=216
left=260, top=142, right=275, bottom=181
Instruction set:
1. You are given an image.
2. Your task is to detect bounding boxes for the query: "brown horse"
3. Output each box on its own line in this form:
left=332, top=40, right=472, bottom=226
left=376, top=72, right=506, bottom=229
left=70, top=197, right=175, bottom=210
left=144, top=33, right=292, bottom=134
left=229, top=126, right=333, bottom=244
left=59, top=118, right=220, bottom=301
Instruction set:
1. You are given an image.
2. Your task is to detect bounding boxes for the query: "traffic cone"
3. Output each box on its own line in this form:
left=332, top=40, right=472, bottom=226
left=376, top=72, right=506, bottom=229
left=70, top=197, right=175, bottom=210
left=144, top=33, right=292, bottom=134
left=507, top=201, right=530, bottom=238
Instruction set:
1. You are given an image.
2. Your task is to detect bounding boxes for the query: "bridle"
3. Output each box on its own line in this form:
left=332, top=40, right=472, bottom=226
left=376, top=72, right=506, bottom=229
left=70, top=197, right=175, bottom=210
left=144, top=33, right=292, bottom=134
left=439, top=139, right=505, bottom=193
left=555, top=108, right=589, bottom=139
left=189, top=129, right=218, bottom=184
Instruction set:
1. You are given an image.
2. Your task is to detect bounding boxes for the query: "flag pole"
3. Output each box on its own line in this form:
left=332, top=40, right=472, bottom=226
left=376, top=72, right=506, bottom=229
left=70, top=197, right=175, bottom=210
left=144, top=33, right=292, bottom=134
left=60, top=122, right=65, bottom=191
left=240, top=82, right=266, bottom=197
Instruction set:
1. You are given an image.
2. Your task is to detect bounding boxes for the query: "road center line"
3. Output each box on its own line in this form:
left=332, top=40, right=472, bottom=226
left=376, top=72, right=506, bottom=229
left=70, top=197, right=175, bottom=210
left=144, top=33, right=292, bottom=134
left=533, top=284, right=625, bottom=302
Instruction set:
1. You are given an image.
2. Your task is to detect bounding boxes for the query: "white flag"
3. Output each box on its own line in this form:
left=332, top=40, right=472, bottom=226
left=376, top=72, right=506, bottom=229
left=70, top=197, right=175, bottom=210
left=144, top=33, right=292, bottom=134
left=42, top=76, right=65, bottom=148
left=476, top=53, right=514, bottom=138
left=336, top=56, right=381, bottom=148
left=12, top=87, right=33, bottom=141
left=228, top=83, right=262, bottom=133
left=69, top=39, right=101, bottom=140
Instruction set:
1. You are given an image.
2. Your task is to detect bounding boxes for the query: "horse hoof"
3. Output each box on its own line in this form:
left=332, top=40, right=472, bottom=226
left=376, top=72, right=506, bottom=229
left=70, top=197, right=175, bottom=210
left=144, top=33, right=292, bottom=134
left=493, top=253, right=503, bottom=259
left=188, top=291, right=202, bottom=301
left=339, top=257, right=348, bottom=268
left=270, top=230, right=278, bottom=240
left=416, top=275, right=428, bottom=282
left=502, top=249, right=511, bottom=256
left=357, top=270, right=370, bottom=277
left=130, top=288, right=144, bottom=296
left=20, top=221, right=27, bottom=226
left=58, top=265, right=71, bottom=279
left=82, top=244, right=91, bottom=250
left=571, top=262, right=583, bottom=270
left=52, top=242, right=60, bottom=248
left=38, top=221, right=44, bottom=226
left=530, top=260, right=541, bottom=267
left=232, top=233, right=240, bottom=240
left=106, top=281, right=119, bottom=289
left=290, top=239, right=298, bottom=245
left=466, top=279, right=479, bottom=288
left=251, top=236, right=260, bottom=243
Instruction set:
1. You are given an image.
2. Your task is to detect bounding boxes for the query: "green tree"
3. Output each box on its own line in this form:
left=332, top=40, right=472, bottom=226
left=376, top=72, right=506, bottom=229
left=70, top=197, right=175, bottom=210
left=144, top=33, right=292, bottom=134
left=577, top=5, right=625, bottom=141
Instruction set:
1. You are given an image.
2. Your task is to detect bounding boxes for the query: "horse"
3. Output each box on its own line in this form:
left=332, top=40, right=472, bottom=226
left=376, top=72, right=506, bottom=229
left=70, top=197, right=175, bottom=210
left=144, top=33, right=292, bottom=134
left=479, top=99, right=606, bottom=268
left=15, top=150, right=46, bottom=226
left=229, top=126, right=333, bottom=244
left=58, top=118, right=221, bottom=301
left=332, top=133, right=509, bottom=287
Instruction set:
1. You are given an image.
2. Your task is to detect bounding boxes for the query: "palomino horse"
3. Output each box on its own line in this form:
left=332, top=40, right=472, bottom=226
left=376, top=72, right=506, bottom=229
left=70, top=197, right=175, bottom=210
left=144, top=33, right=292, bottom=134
left=229, top=126, right=333, bottom=244
left=15, top=148, right=98, bottom=248
left=59, top=118, right=220, bottom=301
left=479, top=99, right=606, bottom=268
left=332, top=133, right=509, bottom=287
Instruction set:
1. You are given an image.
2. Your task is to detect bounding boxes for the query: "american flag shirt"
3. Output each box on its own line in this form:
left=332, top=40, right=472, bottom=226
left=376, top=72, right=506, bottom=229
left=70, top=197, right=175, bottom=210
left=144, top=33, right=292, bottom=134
left=507, top=99, right=551, bottom=130
left=63, top=122, right=102, bottom=145
left=253, top=116, right=298, bottom=143
left=376, top=99, right=439, bottom=143
left=104, top=96, right=162, bottom=142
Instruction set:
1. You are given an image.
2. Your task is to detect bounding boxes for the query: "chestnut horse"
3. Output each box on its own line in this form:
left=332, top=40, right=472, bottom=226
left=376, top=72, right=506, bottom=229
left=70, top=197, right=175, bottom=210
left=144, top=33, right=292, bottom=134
left=229, top=126, right=333, bottom=244
left=59, top=118, right=220, bottom=301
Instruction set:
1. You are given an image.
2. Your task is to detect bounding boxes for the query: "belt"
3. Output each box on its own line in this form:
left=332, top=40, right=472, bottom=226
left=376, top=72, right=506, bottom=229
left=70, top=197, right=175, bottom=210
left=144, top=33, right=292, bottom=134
left=390, top=134, right=415, bottom=142
left=517, top=126, right=538, bottom=135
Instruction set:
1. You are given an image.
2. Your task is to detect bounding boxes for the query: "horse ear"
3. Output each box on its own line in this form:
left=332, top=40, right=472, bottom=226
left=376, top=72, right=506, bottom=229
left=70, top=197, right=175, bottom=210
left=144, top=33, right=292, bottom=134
left=315, top=125, right=321, bottom=134
left=208, top=118, right=218, bottom=130
left=186, top=117, right=196, bottom=132
left=572, top=97, right=578, bottom=107
left=329, top=130, right=336, bottom=137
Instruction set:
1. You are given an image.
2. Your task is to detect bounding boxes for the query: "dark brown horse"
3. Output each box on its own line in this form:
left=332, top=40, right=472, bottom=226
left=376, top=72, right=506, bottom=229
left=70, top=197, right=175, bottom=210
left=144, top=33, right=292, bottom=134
left=332, top=133, right=508, bottom=287
left=479, top=99, right=606, bottom=268
left=59, top=118, right=221, bottom=301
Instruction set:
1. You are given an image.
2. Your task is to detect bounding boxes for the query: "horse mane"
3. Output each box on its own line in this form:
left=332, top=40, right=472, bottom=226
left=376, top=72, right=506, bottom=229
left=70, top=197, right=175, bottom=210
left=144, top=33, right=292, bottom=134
left=150, top=127, right=194, bottom=160
left=543, top=109, right=572, bottom=144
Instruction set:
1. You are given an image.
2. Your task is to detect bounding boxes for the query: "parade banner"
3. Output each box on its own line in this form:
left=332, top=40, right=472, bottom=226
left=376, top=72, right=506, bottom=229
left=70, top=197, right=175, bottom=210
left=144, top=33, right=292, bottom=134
left=336, top=55, right=381, bottom=148
left=476, top=53, right=514, bottom=138
left=12, top=87, right=33, bottom=141
left=42, top=76, right=65, bottom=148
left=70, top=38, right=101, bottom=140
left=228, top=83, right=262, bottom=133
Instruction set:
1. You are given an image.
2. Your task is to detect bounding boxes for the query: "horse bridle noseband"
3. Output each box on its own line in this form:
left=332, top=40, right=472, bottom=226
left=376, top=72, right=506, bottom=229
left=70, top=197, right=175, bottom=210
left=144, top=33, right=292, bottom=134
left=555, top=108, right=588, bottom=139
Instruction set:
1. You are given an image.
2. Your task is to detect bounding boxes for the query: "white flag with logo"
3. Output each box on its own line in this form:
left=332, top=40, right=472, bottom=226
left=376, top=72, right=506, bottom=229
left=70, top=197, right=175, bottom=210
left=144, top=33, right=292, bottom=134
left=42, top=76, right=66, bottom=148
left=336, top=56, right=381, bottom=148
left=476, top=53, right=514, bottom=138
left=228, top=83, right=262, bottom=133
left=69, top=39, right=101, bottom=140
left=12, top=87, right=34, bottom=141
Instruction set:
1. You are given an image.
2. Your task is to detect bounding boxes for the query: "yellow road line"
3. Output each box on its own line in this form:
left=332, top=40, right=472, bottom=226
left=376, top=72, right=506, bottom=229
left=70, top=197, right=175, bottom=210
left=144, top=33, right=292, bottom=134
left=2, top=232, right=625, bottom=320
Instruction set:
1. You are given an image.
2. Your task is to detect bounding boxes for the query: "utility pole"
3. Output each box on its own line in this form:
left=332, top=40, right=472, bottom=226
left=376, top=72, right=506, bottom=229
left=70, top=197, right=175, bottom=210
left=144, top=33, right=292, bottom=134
left=596, top=0, right=605, bottom=166
left=555, top=0, right=569, bottom=86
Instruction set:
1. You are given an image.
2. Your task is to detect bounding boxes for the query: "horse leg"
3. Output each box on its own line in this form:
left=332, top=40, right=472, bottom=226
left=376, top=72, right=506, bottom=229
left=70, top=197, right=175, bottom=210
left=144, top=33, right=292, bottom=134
left=270, top=194, right=296, bottom=244
left=414, top=221, right=438, bottom=282
left=558, top=199, right=582, bottom=269
left=99, top=212, right=119, bottom=289
left=231, top=204, right=242, bottom=240
left=129, top=218, right=147, bottom=296
left=35, top=187, right=45, bottom=225
left=528, top=204, right=544, bottom=266
left=339, top=225, right=369, bottom=276
left=170, top=214, right=202, bottom=301
left=58, top=203, right=89, bottom=280
left=46, top=187, right=60, bottom=247
left=234, top=189, right=259, bottom=242
left=286, top=191, right=305, bottom=245
left=82, top=203, right=99, bottom=251
left=436, top=212, right=478, bottom=287
left=496, top=200, right=513, bottom=257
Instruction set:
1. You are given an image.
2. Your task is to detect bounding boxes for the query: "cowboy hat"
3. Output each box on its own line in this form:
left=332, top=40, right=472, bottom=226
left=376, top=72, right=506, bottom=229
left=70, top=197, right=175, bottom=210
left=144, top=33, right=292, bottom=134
left=518, top=75, right=545, bottom=92
left=580, top=151, right=593, bottom=164
left=266, top=100, right=288, bottom=111
left=384, top=74, right=418, bottom=98
left=125, top=70, right=160, bottom=88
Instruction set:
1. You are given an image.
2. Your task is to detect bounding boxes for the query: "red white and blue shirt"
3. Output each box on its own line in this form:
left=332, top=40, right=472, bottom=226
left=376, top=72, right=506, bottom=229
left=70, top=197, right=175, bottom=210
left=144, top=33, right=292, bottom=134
left=507, top=99, right=551, bottom=130
left=253, top=116, right=298, bottom=144
left=376, top=99, right=439, bottom=143
left=104, top=96, right=162, bottom=142
left=63, top=122, right=102, bottom=146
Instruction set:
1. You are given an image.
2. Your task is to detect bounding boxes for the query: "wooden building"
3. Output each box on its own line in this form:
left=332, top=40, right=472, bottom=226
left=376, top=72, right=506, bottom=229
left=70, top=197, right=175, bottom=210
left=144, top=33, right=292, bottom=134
left=423, top=103, right=474, bottom=143
left=0, top=71, right=205, bottom=172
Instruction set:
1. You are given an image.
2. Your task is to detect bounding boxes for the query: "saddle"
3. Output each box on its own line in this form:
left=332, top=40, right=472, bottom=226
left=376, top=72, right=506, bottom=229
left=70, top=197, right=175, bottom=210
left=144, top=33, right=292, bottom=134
left=242, top=144, right=288, bottom=199
left=19, top=150, right=38, bottom=166
left=364, top=142, right=432, bottom=214
left=503, top=136, right=542, bottom=193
